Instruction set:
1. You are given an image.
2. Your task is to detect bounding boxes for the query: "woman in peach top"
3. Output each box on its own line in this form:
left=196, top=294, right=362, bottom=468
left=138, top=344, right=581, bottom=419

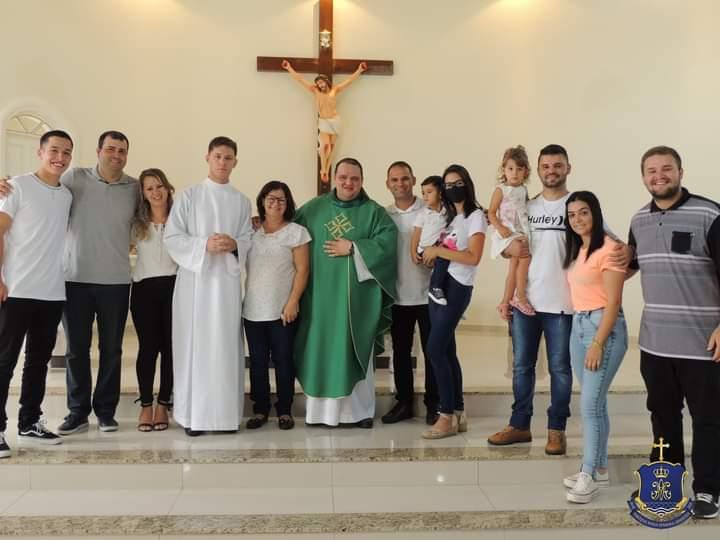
left=281, top=60, right=366, bottom=183
left=562, top=191, right=628, bottom=504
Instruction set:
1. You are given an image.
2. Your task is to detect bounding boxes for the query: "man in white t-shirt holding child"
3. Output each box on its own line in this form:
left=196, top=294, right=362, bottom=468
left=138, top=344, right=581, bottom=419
left=487, top=144, right=630, bottom=455
left=0, top=130, right=75, bottom=458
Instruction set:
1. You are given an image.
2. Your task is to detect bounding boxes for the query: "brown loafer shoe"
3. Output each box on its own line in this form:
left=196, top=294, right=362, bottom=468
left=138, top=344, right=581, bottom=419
left=487, top=425, right=532, bottom=446
left=545, top=429, right=567, bottom=455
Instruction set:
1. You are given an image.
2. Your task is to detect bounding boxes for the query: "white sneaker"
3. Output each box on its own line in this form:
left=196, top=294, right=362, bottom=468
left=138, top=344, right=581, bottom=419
left=566, top=471, right=598, bottom=504
left=563, top=470, right=609, bottom=489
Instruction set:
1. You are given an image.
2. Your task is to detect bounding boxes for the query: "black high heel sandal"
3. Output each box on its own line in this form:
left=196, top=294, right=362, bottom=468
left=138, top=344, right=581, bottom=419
left=136, top=399, right=154, bottom=432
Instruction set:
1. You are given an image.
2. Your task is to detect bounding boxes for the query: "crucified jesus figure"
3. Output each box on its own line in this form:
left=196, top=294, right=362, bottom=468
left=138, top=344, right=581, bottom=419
left=282, top=59, right=367, bottom=183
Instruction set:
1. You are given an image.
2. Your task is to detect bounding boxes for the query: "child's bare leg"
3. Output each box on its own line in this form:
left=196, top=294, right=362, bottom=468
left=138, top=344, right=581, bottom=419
left=501, top=257, right=519, bottom=305
left=515, top=255, right=532, bottom=303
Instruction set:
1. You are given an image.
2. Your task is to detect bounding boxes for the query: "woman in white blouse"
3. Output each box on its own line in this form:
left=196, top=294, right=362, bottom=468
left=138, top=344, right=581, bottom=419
left=243, top=181, right=310, bottom=430
left=131, top=169, right=177, bottom=432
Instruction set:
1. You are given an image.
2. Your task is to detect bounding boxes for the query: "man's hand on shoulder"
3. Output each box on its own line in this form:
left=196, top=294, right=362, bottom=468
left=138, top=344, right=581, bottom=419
left=608, top=242, right=633, bottom=268
left=0, top=176, right=12, bottom=198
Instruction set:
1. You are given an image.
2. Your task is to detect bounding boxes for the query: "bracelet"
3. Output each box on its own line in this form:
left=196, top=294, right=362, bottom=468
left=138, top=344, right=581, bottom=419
left=591, top=339, right=604, bottom=352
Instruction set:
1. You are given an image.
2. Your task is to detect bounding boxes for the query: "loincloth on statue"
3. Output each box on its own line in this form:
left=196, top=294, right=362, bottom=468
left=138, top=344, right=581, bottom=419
left=318, top=115, right=341, bottom=135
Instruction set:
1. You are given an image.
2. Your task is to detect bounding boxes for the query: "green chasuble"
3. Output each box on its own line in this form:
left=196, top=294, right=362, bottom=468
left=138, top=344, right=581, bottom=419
left=294, top=189, right=397, bottom=398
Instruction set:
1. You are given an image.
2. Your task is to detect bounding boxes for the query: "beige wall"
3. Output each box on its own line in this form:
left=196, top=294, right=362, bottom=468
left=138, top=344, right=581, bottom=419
left=3, top=0, right=720, bottom=335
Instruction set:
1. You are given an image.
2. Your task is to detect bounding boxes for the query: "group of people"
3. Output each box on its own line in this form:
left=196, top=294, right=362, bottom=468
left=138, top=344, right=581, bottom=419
left=0, top=131, right=718, bottom=518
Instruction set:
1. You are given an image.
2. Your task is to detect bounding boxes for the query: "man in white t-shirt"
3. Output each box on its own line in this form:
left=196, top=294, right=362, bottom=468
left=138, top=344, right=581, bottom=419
left=383, top=161, right=439, bottom=425
left=0, top=130, right=74, bottom=458
left=488, top=144, right=574, bottom=455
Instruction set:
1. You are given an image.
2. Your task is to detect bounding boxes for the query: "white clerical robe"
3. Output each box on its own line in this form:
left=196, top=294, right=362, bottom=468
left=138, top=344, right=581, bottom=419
left=164, top=178, right=252, bottom=431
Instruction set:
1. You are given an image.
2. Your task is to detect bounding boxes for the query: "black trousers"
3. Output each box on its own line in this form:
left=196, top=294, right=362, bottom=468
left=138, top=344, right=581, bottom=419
left=130, top=276, right=175, bottom=406
left=65, top=282, right=130, bottom=419
left=389, top=304, right=438, bottom=410
left=243, top=318, right=296, bottom=416
left=0, top=298, right=63, bottom=432
left=641, top=351, right=720, bottom=496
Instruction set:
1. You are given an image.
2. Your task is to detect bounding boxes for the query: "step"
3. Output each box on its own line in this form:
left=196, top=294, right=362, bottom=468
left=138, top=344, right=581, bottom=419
left=1, top=416, right=714, bottom=537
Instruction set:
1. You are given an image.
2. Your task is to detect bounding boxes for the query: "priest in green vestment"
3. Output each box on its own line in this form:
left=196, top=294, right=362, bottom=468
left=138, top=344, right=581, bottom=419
left=294, top=157, right=397, bottom=427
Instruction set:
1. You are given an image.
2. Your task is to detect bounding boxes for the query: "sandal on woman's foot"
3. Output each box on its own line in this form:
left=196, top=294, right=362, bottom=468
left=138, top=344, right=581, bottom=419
left=153, top=403, right=170, bottom=432
left=137, top=404, right=154, bottom=433
left=246, top=414, right=269, bottom=429
left=422, top=414, right=458, bottom=439
left=509, top=296, right=536, bottom=316
left=278, top=415, right=295, bottom=430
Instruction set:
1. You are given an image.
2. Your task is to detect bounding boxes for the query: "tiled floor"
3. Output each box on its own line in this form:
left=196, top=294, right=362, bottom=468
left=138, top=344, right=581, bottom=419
left=0, top=482, right=637, bottom=517
left=0, top=414, right=673, bottom=454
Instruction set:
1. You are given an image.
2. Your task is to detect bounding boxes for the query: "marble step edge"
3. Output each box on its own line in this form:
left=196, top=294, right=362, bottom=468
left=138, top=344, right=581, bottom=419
left=0, top=509, right=712, bottom=536
left=12, top=385, right=648, bottom=396
left=1, top=443, right=656, bottom=465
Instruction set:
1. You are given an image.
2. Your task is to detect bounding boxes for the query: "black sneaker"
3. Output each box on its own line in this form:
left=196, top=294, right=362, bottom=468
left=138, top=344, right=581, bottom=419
left=0, top=432, right=10, bottom=459
left=98, top=417, right=119, bottom=432
left=57, top=415, right=89, bottom=435
left=693, top=493, right=719, bottom=519
left=18, top=421, right=63, bottom=445
left=428, top=288, right=448, bottom=306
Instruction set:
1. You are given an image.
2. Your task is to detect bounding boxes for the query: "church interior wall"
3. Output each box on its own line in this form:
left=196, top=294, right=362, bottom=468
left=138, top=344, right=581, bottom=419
left=2, top=0, right=719, bottom=335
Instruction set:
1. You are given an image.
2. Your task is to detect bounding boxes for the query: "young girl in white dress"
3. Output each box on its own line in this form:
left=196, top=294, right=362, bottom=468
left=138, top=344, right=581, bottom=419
left=488, top=145, right=534, bottom=316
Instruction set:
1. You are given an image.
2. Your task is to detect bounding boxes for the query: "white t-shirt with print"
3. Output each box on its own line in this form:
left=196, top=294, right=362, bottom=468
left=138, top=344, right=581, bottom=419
left=243, top=222, right=312, bottom=321
left=413, top=206, right=448, bottom=249
left=526, top=194, right=573, bottom=314
left=0, top=173, right=72, bottom=301
left=447, top=209, right=488, bottom=287
left=386, top=198, right=432, bottom=306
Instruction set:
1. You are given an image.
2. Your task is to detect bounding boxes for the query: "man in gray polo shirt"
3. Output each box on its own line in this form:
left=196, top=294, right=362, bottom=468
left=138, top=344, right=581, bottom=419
left=56, top=131, right=138, bottom=434
left=1, top=131, right=138, bottom=433
left=628, top=145, right=720, bottom=519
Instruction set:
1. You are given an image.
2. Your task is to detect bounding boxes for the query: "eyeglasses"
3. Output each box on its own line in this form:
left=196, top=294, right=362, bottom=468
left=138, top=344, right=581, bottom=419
left=445, top=181, right=465, bottom=188
left=266, top=196, right=287, bottom=206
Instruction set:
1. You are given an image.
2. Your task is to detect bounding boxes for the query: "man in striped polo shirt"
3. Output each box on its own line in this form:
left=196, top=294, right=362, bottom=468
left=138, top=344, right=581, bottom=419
left=629, top=145, right=720, bottom=520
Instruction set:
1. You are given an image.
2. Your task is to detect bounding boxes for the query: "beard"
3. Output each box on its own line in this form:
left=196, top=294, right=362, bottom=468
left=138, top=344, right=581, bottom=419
left=540, top=174, right=567, bottom=189
left=651, top=183, right=681, bottom=200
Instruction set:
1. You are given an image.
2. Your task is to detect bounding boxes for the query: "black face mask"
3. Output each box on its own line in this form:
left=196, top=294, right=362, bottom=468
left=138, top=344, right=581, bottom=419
left=445, top=185, right=466, bottom=203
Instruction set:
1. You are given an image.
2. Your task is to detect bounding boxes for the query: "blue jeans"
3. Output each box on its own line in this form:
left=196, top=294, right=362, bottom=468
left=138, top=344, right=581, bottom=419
left=570, top=309, right=628, bottom=474
left=427, top=275, right=472, bottom=415
left=510, top=310, right=572, bottom=431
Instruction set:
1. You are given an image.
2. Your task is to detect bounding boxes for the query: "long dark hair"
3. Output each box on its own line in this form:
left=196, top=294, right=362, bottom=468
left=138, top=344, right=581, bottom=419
left=256, top=180, right=296, bottom=222
left=563, top=191, right=606, bottom=269
left=442, top=164, right=483, bottom=223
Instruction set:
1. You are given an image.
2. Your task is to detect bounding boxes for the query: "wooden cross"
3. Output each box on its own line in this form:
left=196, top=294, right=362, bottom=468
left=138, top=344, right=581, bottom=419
left=653, top=437, right=670, bottom=462
left=257, top=0, right=394, bottom=195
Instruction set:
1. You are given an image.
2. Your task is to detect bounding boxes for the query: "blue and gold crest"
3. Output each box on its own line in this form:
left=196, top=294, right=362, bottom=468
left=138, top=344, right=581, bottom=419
left=628, top=438, right=693, bottom=528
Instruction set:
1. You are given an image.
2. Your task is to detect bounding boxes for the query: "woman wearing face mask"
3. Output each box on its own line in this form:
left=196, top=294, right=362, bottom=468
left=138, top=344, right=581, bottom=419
left=420, top=164, right=487, bottom=439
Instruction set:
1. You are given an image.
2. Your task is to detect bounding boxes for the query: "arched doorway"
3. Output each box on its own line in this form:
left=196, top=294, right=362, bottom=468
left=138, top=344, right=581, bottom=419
left=4, top=112, right=52, bottom=176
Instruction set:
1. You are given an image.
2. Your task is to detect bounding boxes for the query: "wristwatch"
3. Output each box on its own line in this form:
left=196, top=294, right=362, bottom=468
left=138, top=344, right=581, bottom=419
left=348, top=243, right=355, bottom=256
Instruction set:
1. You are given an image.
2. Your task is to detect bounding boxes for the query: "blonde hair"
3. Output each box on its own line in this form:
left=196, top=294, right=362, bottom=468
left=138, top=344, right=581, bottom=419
left=496, top=145, right=531, bottom=184
left=133, top=168, right=175, bottom=242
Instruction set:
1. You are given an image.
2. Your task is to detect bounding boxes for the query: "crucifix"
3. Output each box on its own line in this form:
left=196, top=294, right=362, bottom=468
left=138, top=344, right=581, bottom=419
left=257, top=0, right=394, bottom=195
left=653, top=437, right=670, bottom=462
